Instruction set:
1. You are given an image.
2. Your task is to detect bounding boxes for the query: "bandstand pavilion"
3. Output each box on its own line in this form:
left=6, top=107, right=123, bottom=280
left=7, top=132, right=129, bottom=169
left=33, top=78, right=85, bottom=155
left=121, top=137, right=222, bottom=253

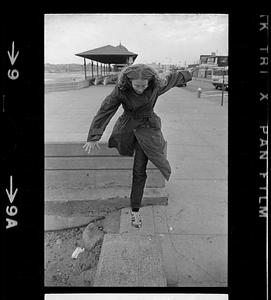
left=75, top=43, right=138, bottom=79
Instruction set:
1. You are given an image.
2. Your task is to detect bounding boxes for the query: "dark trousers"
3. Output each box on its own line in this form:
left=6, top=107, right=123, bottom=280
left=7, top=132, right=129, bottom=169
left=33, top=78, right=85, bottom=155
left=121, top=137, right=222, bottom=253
left=130, top=139, right=148, bottom=210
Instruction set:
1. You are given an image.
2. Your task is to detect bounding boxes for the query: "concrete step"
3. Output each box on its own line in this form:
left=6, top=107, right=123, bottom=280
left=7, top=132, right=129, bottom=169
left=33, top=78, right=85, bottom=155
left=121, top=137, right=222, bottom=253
left=93, top=233, right=167, bottom=286
left=119, top=205, right=179, bottom=286
left=45, top=142, right=165, bottom=191
left=45, top=142, right=168, bottom=219
left=45, top=187, right=168, bottom=218
left=45, top=156, right=157, bottom=169
left=45, top=141, right=119, bottom=156
left=45, top=186, right=168, bottom=202
left=45, top=169, right=165, bottom=189
left=45, top=141, right=167, bottom=157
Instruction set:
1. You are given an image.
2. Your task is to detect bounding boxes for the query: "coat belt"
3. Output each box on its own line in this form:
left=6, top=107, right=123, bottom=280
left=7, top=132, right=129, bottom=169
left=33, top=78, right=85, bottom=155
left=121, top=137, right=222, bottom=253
left=123, top=110, right=154, bottom=119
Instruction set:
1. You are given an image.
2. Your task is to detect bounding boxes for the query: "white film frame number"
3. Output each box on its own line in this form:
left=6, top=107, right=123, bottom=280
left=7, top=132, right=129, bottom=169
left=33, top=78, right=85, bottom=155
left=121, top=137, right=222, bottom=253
left=5, top=176, right=19, bottom=229
left=7, top=69, right=19, bottom=80
left=6, top=205, right=18, bottom=217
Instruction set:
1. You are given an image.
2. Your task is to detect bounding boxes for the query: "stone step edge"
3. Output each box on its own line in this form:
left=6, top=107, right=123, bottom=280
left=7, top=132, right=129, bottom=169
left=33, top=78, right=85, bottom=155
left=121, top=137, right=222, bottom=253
left=45, top=187, right=168, bottom=202
left=45, top=214, right=106, bottom=231
left=45, top=141, right=167, bottom=157
left=45, top=189, right=168, bottom=230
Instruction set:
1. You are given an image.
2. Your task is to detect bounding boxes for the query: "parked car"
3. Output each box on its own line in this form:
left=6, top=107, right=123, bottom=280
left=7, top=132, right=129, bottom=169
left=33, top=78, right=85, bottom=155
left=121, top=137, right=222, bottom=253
left=212, top=67, right=228, bottom=90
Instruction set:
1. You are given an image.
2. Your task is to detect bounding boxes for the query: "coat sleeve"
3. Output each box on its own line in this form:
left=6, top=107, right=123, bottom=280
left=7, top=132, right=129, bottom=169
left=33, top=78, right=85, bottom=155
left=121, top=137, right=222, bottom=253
left=158, top=70, right=192, bottom=96
left=87, top=86, right=121, bottom=142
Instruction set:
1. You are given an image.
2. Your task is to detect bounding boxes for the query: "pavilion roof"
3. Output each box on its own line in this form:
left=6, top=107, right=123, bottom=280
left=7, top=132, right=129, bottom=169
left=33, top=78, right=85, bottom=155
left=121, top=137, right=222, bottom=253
left=75, top=44, right=138, bottom=64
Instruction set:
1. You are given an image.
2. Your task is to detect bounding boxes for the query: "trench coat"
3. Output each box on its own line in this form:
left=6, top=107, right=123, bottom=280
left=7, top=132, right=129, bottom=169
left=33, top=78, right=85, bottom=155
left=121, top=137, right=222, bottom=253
left=87, top=70, right=192, bottom=181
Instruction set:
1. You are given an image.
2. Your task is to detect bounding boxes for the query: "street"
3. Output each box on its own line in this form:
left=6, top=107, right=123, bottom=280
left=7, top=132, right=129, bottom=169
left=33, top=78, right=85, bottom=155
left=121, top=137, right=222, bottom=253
left=185, top=78, right=217, bottom=92
left=182, top=78, right=228, bottom=105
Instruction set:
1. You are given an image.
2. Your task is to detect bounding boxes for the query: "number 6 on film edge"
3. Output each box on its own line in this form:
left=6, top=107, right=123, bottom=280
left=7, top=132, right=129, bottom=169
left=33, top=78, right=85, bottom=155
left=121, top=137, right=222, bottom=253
left=7, top=69, right=19, bottom=80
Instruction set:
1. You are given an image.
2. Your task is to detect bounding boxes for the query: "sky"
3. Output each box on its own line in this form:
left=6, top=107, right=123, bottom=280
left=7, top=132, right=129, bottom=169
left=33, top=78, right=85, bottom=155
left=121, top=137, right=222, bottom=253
left=45, top=294, right=228, bottom=300
left=45, top=14, right=228, bottom=66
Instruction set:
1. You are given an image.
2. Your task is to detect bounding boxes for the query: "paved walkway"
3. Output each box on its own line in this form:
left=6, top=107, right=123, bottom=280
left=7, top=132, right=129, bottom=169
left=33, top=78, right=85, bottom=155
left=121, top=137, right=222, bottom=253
left=156, top=86, right=227, bottom=286
left=45, top=82, right=227, bottom=286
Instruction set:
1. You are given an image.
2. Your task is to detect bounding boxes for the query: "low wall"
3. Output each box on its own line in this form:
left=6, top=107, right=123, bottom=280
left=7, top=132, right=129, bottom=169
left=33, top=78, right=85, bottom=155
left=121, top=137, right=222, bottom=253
left=45, top=79, right=90, bottom=93
left=45, top=142, right=168, bottom=223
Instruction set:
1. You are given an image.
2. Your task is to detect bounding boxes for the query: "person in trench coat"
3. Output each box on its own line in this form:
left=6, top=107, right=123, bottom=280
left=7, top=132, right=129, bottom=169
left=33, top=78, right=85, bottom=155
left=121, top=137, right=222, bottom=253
left=83, top=64, right=192, bottom=228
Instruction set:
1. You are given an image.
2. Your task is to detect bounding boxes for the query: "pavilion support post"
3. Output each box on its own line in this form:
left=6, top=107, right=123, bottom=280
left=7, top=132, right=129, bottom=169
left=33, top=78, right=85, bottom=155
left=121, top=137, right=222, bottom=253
left=83, top=58, right=87, bottom=80
left=91, top=61, right=94, bottom=78
left=96, top=62, right=98, bottom=77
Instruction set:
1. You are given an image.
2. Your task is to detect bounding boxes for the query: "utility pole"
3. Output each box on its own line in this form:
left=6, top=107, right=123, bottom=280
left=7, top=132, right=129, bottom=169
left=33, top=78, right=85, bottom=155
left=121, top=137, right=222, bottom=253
left=221, top=67, right=225, bottom=106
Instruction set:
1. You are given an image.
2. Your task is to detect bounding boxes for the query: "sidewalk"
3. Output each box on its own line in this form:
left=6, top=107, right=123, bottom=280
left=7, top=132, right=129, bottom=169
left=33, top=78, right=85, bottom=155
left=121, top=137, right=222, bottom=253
left=150, top=87, right=227, bottom=286
left=45, top=85, right=227, bottom=286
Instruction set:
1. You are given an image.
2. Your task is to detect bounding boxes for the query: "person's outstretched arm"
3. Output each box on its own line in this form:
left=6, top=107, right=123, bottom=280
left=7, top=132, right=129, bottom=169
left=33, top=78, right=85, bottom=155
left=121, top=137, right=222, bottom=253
left=158, top=70, right=192, bottom=96
left=83, top=86, right=121, bottom=152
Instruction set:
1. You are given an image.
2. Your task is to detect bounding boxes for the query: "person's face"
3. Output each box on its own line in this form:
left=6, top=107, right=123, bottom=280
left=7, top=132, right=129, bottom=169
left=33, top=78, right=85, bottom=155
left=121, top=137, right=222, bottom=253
left=131, top=79, right=148, bottom=94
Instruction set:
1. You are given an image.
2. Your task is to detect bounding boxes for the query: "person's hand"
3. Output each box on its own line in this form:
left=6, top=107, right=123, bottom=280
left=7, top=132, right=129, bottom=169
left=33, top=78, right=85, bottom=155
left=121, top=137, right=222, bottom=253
left=82, top=141, right=101, bottom=154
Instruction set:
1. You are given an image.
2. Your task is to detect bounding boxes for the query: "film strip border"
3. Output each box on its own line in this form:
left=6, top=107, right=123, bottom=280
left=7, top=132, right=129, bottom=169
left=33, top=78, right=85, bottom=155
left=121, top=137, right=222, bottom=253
left=257, top=14, right=269, bottom=300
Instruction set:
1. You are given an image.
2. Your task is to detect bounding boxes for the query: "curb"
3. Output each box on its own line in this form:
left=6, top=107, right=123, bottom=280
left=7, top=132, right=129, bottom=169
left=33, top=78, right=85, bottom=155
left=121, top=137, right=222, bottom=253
left=45, top=214, right=105, bottom=231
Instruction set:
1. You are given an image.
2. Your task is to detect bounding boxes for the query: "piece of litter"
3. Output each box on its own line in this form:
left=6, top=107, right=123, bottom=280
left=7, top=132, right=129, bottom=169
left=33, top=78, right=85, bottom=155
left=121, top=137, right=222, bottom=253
left=169, top=226, right=173, bottom=231
left=71, top=247, right=85, bottom=259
